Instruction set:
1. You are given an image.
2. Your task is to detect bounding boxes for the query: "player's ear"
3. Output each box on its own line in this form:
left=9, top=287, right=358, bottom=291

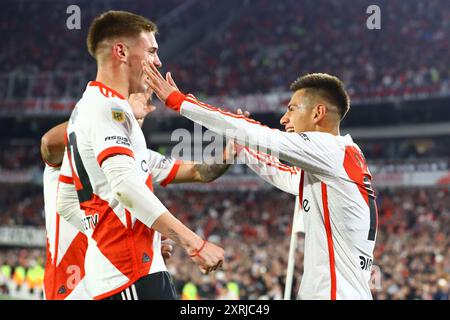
left=112, top=42, right=128, bottom=63
left=313, top=104, right=326, bottom=124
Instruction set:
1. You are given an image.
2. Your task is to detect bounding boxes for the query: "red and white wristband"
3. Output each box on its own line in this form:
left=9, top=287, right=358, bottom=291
left=189, top=240, right=207, bottom=259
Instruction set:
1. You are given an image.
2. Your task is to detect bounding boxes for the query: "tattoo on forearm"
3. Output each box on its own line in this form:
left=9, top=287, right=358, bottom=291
left=194, top=163, right=231, bottom=182
left=167, top=228, right=182, bottom=245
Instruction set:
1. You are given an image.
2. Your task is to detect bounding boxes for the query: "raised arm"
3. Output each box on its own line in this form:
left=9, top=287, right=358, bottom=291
left=143, top=62, right=340, bottom=179
left=149, top=142, right=234, bottom=187
left=238, top=144, right=301, bottom=195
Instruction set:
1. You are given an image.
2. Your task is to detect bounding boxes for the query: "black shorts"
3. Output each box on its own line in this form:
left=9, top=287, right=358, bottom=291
left=104, top=271, right=178, bottom=300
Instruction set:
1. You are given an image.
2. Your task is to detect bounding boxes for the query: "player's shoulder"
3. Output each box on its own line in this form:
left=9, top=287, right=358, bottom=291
left=300, top=131, right=344, bottom=148
left=80, top=81, right=129, bottom=112
left=86, top=81, right=127, bottom=102
left=339, top=134, right=362, bottom=151
left=77, top=82, right=132, bottom=120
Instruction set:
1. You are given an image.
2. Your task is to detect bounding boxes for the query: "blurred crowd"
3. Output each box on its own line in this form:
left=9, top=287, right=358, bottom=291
left=1, top=136, right=450, bottom=175
left=359, top=137, right=450, bottom=161
left=0, top=185, right=44, bottom=227
left=165, top=187, right=450, bottom=300
left=0, top=143, right=41, bottom=171
left=0, top=248, right=45, bottom=299
left=1, top=0, right=450, bottom=101
left=171, top=0, right=450, bottom=99
left=374, top=187, right=450, bottom=299
left=0, top=0, right=202, bottom=74
left=1, top=187, right=449, bottom=300
left=1, top=0, right=449, bottom=300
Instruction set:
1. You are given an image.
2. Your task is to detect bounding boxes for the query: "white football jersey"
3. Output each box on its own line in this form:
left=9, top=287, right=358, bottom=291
left=62, top=81, right=180, bottom=299
left=42, top=163, right=90, bottom=300
left=237, top=145, right=305, bottom=234
left=167, top=92, right=379, bottom=300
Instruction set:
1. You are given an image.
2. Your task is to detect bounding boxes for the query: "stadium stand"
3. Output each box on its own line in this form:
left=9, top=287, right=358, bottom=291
left=1, top=187, right=449, bottom=299
left=0, top=0, right=449, bottom=300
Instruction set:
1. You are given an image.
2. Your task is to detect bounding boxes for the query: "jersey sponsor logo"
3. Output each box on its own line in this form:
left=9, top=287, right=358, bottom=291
left=82, top=213, right=99, bottom=231
left=141, top=160, right=148, bottom=172
left=299, top=133, right=310, bottom=141
left=104, top=136, right=131, bottom=147
left=112, top=108, right=125, bottom=122
left=359, top=255, right=373, bottom=271
left=156, top=156, right=172, bottom=169
left=302, top=199, right=310, bottom=212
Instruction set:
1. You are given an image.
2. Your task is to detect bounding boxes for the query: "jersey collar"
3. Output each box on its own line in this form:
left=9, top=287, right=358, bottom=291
left=88, top=81, right=126, bottom=100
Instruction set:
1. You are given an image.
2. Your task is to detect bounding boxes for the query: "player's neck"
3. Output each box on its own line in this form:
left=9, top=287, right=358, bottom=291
left=330, top=126, right=340, bottom=136
left=95, top=66, right=130, bottom=99
left=315, top=125, right=340, bottom=136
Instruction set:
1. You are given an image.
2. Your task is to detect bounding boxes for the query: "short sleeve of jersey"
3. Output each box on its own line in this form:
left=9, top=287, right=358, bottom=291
left=91, top=101, right=136, bottom=167
left=147, top=149, right=182, bottom=186
left=59, top=150, right=74, bottom=184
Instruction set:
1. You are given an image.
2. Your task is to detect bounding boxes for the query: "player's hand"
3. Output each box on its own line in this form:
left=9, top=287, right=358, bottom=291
left=165, top=71, right=179, bottom=91
left=128, top=90, right=157, bottom=125
left=161, top=235, right=173, bottom=260
left=236, top=108, right=251, bottom=118
left=142, top=61, right=178, bottom=103
left=188, top=240, right=224, bottom=275
left=223, top=139, right=237, bottom=164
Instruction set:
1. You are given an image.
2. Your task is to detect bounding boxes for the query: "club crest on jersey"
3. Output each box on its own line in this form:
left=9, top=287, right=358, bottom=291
left=112, top=108, right=125, bottom=122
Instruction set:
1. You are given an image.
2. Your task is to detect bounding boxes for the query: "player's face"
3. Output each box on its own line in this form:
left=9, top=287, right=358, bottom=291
left=280, top=90, right=315, bottom=133
left=127, top=31, right=161, bottom=94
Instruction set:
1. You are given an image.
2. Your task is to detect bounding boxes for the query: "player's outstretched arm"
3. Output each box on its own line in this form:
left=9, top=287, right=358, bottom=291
left=149, top=141, right=235, bottom=186
left=143, top=62, right=338, bottom=178
left=168, top=161, right=231, bottom=183
left=233, top=109, right=301, bottom=195
left=238, top=144, right=301, bottom=195
left=171, top=142, right=234, bottom=184
left=40, top=121, right=68, bottom=166
left=101, top=154, right=224, bottom=274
